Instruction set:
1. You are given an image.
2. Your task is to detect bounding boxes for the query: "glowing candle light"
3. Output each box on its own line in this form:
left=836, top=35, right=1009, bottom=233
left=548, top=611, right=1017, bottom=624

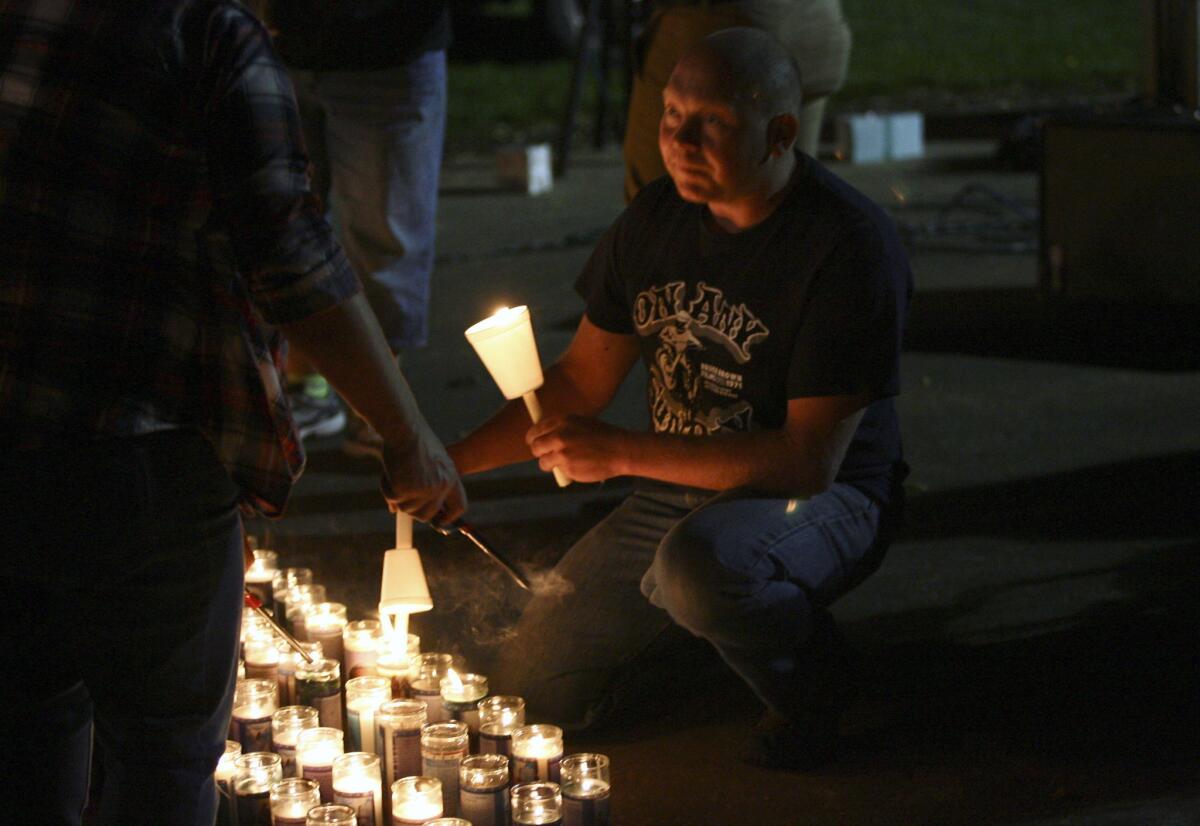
left=511, top=782, right=563, bottom=826
left=305, top=803, right=358, bottom=825
left=278, top=640, right=324, bottom=706
left=215, top=740, right=241, bottom=826
left=244, top=634, right=280, bottom=684
left=231, top=678, right=278, bottom=753
left=296, top=657, right=343, bottom=730
left=304, top=602, right=348, bottom=665
left=331, top=751, right=385, bottom=826
left=465, top=305, right=570, bottom=487
left=421, top=721, right=470, bottom=817
left=440, top=672, right=488, bottom=741
left=270, top=777, right=321, bottom=825
left=274, top=567, right=314, bottom=631
left=458, top=754, right=510, bottom=826
left=560, top=753, right=610, bottom=826
left=511, top=725, right=563, bottom=784
left=375, top=699, right=427, bottom=821
left=376, top=632, right=421, bottom=697
left=234, top=752, right=283, bottom=825
left=244, top=548, right=278, bottom=612
left=478, top=695, right=526, bottom=767
left=391, top=776, right=444, bottom=825
left=296, top=727, right=344, bottom=803
left=409, top=653, right=455, bottom=723
left=344, top=619, right=384, bottom=678
left=345, top=675, right=393, bottom=754
left=287, top=583, right=327, bottom=641
left=272, top=705, right=320, bottom=778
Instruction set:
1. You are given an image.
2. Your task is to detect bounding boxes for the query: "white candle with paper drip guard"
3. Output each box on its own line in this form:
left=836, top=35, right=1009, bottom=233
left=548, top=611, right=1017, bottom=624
left=215, top=740, right=241, bottom=826
left=304, top=602, right=348, bottom=665
left=375, top=698, right=427, bottom=821
left=391, top=776, right=444, bottom=825
left=270, top=777, right=322, bottom=825
left=278, top=640, right=324, bottom=706
left=231, top=678, right=278, bottom=753
left=234, top=751, right=283, bottom=826
left=459, top=754, right=511, bottom=826
left=378, top=511, right=434, bottom=694
left=345, top=675, right=393, bottom=754
left=511, top=725, right=563, bottom=784
left=245, top=548, right=278, bottom=613
left=272, top=705, right=320, bottom=778
left=274, top=567, right=314, bottom=631
left=512, top=782, right=564, bottom=826
left=440, top=671, right=488, bottom=743
left=421, top=721, right=470, bottom=817
left=409, top=652, right=456, bottom=723
left=296, top=727, right=344, bottom=803
left=560, top=753, right=610, bottom=826
left=305, top=803, right=358, bottom=825
left=287, top=584, right=327, bottom=641
left=478, top=695, right=526, bottom=767
left=344, top=619, right=384, bottom=678
left=332, top=752, right=385, bottom=826
left=296, top=657, right=343, bottom=730
left=465, top=305, right=571, bottom=487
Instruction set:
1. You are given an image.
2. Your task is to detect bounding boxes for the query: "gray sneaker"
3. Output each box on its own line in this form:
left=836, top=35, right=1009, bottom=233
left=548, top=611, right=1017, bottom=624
left=289, top=376, right=346, bottom=441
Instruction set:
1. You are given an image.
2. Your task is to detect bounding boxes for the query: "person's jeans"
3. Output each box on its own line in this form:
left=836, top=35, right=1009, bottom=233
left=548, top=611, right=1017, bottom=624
left=491, top=480, right=887, bottom=729
left=0, top=429, right=244, bottom=825
left=291, top=51, right=448, bottom=351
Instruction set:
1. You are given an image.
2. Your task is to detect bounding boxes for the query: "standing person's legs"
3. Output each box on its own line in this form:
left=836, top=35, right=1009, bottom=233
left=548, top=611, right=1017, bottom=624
left=0, top=430, right=245, bottom=825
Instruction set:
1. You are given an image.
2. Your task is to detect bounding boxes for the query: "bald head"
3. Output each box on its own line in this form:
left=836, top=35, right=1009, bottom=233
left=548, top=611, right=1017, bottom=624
left=683, top=28, right=802, bottom=121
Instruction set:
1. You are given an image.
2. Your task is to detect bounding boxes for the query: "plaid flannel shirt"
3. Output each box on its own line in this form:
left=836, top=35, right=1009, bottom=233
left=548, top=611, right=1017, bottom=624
left=0, top=0, right=360, bottom=516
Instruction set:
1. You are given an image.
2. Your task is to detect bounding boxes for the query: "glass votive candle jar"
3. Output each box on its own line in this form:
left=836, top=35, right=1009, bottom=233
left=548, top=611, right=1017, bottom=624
left=287, top=584, right=326, bottom=640
left=234, top=752, right=283, bottom=826
left=332, top=751, right=384, bottom=826
left=343, top=619, right=384, bottom=678
left=277, top=640, right=323, bottom=706
left=305, top=803, right=357, bottom=825
left=344, top=675, right=393, bottom=754
left=216, top=740, right=241, bottom=824
left=459, top=754, right=510, bottom=826
left=245, top=548, right=278, bottom=611
left=231, top=678, right=278, bottom=753
left=272, top=705, right=320, bottom=778
left=560, top=753, right=610, bottom=826
left=511, top=725, right=564, bottom=784
left=391, top=776, right=443, bottom=825
left=274, top=567, right=313, bottom=629
left=270, top=777, right=321, bottom=826
left=479, top=695, right=526, bottom=763
left=296, top=657, right=342, bottom=730
left=440, top=672, right=488, bottom=738
left=376, top=698, right=427, bottom=796
left=512, top=782, right=563, bottom=826
left=296, top=727, right=344, bottom=803
left=427, top=820, right=472, bottom=826
left=243, top=635, right=280, bottom=683
left=409, top=653, right=455, bottom=722
left=303, top=602, right=348, bottom=663
left=421, top=721, right=469, bottom=817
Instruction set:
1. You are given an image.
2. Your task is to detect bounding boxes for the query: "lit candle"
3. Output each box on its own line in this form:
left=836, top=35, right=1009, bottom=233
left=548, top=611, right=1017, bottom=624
left=333, top=751, right=385, bottom=826
left=287, top=584, right=327, bottom=641
left=274, top=567, right=314, bottom=631
left=242, top=610, right=274, bottom=656
left=559, top=753, right=610, bottom=826
left=409, top=653, right=455, bottom=723
left=511, top=725, right=563, bottom=784
left=345, top=675, right=393, bottom=754
left=421, top=721, right=469, bottom=817
left=305, top=803, right=358, bottom=825
left=391, top=776, right=443, bottom=825
left=270, top=777, right=321, bottom=825
left=375, top=699, right=427, bottom=821
left=272, top=705, right=320, bottom=778
left=296, top=727, right=344, bottom=803
left=296, top=657, right=343, bottom=730
left=234, top=752, right=283, bottom=826
left=511, top=782, right=563, bottom=826
left=244, top=548, right=278, bottom=612
left=439, top=672, right=488, bottom=742
left=426, top=820, right=472, bottom=826
left=215, top=740, right=241, bottom=826
left=376, top=633, right=420, bottom=697
left=231, top=678, right=278, bottom=753
left=458, top=754, right=510, bottom=826
left=344, top=619, right=384, bottom=678
left=478, top=695, right=526, bottom=766
left=304, top=602, right=348, bottom=664
left=278, top=640, right=324, bottom=706
left=243, top=635, right=280, bottom=683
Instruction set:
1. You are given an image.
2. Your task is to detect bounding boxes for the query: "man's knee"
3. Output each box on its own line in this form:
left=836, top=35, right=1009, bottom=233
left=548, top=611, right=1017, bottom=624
left=653, top=512, right=745, bottom=637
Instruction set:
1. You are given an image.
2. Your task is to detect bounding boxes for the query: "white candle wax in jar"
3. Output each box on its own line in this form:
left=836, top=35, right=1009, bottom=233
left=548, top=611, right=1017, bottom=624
left=344, top=675, right=392, bottom=755
left=296, top=657, right=342, bottom=730
left=421, top=721, right=469, bottom=817
left=409, top=652, right=456, bottom=723
left=215, top=740, right=241, bottom=826
left=391, top=776, right=443, bottom=825
left=272, top=705, right=320, bottom=778
left=511, top=725, right=564, bottom=784
left=296, top=727, right=344, bottom=803
left=511, top=781, right=564, bottom=826
left=478, top=695, right=526, bottom=765
left=440, top=672, right=488, bottom=739
left=234, top=752, right=283, bottom=826
left=458, top=754, right=510, bottom=826
left=332, top=751, right=384, bottom=826
left=560, top=753, right=611, bottom=826
left=304, top=602, right=347, bottom=664
left=287, top=584, right=326, bottom=641
left=243, top=635, right=280, bottom=683
left=231, top=678, right=278, bottom=753
left=270, top=777, right=321, bottom=826
left=343, top=619, right=384, bottom=678
left=245, top=548, right=278, bottom=611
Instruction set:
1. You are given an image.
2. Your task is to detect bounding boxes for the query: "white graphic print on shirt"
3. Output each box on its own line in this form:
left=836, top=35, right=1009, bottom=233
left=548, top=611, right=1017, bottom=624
left=632, top=280, right=769, bottom=435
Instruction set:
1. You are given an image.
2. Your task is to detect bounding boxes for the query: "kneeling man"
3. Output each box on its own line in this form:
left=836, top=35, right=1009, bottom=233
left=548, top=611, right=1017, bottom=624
left=449, top=27, right=911, bottom=769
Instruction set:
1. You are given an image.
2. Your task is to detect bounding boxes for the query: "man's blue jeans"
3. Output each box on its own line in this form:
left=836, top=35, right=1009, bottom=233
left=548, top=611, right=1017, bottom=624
left=0, top=429, right=244, bottom=825
left=492, top=480, right=888, bottom=729
left=291, top=51, right=448, bottom=351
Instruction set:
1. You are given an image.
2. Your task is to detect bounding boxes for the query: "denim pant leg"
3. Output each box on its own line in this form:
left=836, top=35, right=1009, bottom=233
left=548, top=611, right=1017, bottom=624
left=308, top=52, right=447, bottom=351
left=646, top=483, right=882, bottom=720
left=490, top=487, right=701, bottom=730
left=0, top=430, right=244, bottom=825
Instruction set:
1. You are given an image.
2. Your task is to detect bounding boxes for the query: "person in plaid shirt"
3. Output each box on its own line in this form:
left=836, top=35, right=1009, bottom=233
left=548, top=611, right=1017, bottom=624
left=0, top=1, right=464, bottom=822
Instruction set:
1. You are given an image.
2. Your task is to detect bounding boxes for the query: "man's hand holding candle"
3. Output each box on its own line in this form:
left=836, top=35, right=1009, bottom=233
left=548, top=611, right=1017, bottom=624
left=525, top=414, right=631, bottom=483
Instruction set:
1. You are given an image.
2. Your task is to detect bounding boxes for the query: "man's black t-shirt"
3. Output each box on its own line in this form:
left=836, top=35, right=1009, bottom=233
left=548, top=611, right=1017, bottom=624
left=575, top=153, right=912, bottom=506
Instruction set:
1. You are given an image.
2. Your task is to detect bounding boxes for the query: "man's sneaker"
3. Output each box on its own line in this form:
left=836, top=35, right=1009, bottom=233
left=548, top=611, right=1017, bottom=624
left=341, top=411, right=384, bottom=460
left=289, top=375, right=346, bottom=441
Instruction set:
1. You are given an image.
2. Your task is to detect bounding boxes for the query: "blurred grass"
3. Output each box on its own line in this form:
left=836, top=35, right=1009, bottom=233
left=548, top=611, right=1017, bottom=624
left=446, top=0, right=1141, bottom=151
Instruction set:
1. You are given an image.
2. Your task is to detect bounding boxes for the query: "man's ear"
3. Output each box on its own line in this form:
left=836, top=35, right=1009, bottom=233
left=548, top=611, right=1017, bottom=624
left=766, top=113, right=799, bottom=158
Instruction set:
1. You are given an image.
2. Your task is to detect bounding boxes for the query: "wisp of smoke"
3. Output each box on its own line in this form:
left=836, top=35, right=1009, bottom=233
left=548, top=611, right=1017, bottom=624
left=526, top=569, right=575, bottom=598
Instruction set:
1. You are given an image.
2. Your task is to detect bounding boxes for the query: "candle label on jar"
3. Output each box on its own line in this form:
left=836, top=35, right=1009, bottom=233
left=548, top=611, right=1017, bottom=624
left=298, top=686, right=343, bottom=730
left=335, top=788, right=378, bottom=826
left=271, top=816, right=307, bottom=826
left=274, top=742, right=298, bottom=777
left=345, top=647, right=379, bottom=678
left=235, top=790, right=271, bottom=825
left=278, top=670, right=296, bottom=706
left=461, top=786, right=509, bottom=826
left=563, top=793, right=611, bottom=826
left=244, top=662, right=278, bottom=683
left=512, top=753, right=561, bottom=784
left=478, top=731, right=511, bottom=758
left=380, top=725, right=422, bottom=782
left=302, top=764, right=334, bottom=802
left=422, top=753, right=465, bottom=815
left=232, top=714, right=273, bottom=753
left=411, top=687, right=445, bottom=722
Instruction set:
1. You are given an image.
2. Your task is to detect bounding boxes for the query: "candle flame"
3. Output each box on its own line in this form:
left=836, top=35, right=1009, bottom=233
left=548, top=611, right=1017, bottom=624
left=443, top=667, right=463, bottom=692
